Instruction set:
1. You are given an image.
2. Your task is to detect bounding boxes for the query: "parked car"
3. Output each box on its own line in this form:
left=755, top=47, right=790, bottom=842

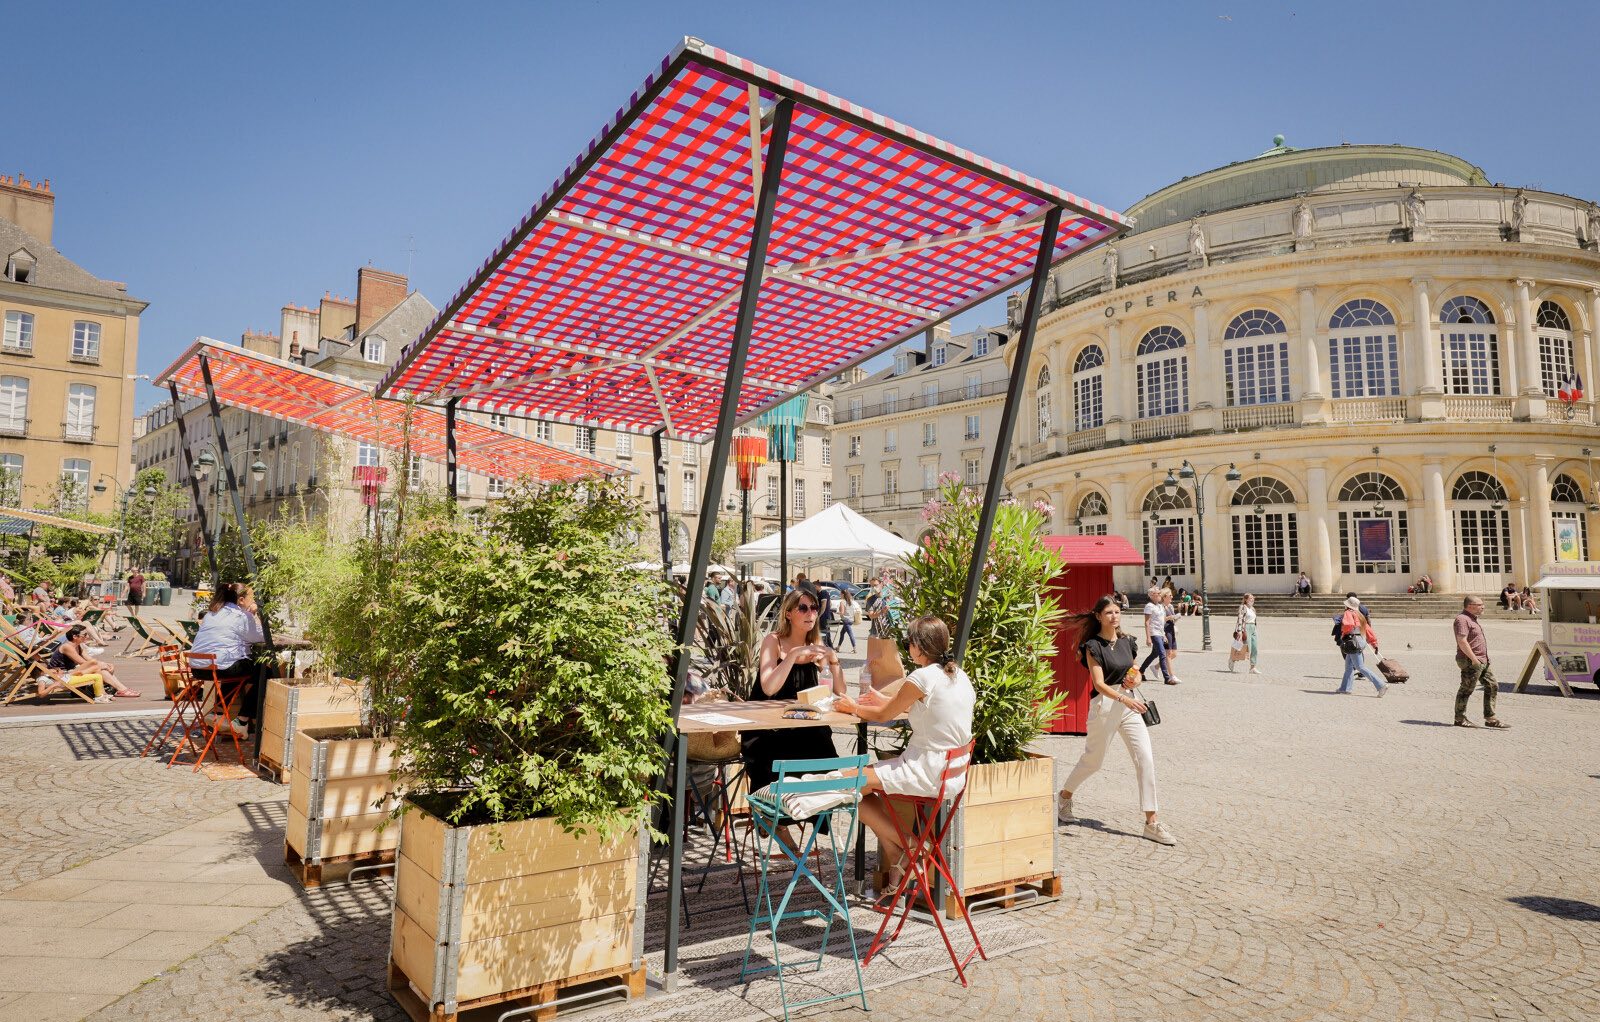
left=821, top=580, right=861, bottom=599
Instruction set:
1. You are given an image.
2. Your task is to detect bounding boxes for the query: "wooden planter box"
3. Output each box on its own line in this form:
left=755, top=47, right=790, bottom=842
left=284, top=727, right=398, bottom=888
left=944, top=752, right=1060, bottom=917
left=388, top=799, right=647, bottom=1022
left=258, top=678, right=363, bottom=783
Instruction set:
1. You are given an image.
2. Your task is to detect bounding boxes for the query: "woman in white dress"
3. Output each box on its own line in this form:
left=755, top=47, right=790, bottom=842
left=833, top=615, right=975, bottom=900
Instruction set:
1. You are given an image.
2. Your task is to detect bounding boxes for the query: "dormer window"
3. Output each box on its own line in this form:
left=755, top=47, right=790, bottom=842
left=894, top=353, right=910, bottom=375
left=361, top=335, right=386, bottom=363
left=933, top=346, right=947, bottom=367
left=973, top=334, right=991, bottom=358
left=5, top=249, right=35, bottom=284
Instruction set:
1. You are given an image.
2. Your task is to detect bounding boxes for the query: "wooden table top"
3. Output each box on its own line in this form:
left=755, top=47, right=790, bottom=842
left=677, top=698, right=861, bottom=734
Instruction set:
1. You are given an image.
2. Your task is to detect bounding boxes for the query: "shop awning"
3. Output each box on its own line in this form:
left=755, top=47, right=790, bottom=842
left=1040, top=534, right=1146, bottom=567
left=0, top=507, right=119, bottom=535
left=376, top=38, right=1125, bottom=440
left=1533, top=573, right=1600, bottom=590
left=156, top=340, right=622, bottom=484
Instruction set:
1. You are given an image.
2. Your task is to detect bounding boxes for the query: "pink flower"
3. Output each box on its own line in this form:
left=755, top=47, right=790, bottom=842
left=1032, top=500, right=1055, bottom=518
left=938, top=470, right=962, bottom=485
left=921, top=500, right=944, bottom=521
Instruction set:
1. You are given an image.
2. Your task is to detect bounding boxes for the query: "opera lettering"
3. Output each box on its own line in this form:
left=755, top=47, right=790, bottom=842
left=1104, top=285, right=1204, bottom=317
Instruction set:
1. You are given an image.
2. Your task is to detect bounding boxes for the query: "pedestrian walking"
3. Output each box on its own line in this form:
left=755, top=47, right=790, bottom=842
left=1331, top=596, right=1386, bottom=696
left=126, top=570, right=145, bottom=616
left=1161, top=589, right=1184, bottom=683
left=1231, top=594, right=1258, bottom=673
left=1057, top=595, right=1175, bottom=845
left=818, top=586, right=836, bottom=648
left=1453, top=596, right=1509, bottom=728
left=835, top=589, right=859, bottom=652
left=1137, top=587, right=1176, bottom=685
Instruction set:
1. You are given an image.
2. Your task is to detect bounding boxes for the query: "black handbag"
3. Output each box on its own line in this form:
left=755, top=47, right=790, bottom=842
left=1140, top=695, right=1160, bottom=727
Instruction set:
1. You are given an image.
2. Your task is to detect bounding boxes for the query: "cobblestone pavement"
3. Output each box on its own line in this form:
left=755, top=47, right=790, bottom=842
left=5, top=614, right=1598, bottom=1021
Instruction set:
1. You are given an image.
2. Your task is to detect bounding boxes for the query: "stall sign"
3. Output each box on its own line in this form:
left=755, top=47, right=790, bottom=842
left=1357, top=519, right=1393, bottom=563
left=1538, top=560, right=1600, bottom=578
left=1550, top=621, right=1600, bottom=648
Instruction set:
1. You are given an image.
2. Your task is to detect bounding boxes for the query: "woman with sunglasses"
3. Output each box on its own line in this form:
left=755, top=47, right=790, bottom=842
left=744, top=589, right=846, bottom=795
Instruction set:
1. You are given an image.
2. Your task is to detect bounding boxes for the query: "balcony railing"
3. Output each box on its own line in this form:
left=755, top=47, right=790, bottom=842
left=62, top=421, right=96, bottom=442
left=67, top=351, right=100, bottom=365
left=1442, top=395, right=1514, bottom=421
left=0, top=417, right=28, bottom=438
left=1131, top=412, right=1190, bottom=441
left=1545, top=400, right=1593, bottom=424
left=836, top=378, right=1009, bottom=423
left=1, top=340, right=33, bottom=356
left=1065, top=426, right=1106, bottom=453
left=1221, top=403, right=1297, bottom=431
left=1329, top=397, right=1406, bottom=423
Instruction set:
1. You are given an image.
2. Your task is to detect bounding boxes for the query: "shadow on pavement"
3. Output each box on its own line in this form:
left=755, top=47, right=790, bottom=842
left=1398, top=720, right=1453, bottom=727
left=54, top=717, right=161, bottom=760
left=1507, top=895, right=1600, bottom=921
left=250, top=881, right=407, bottom=1020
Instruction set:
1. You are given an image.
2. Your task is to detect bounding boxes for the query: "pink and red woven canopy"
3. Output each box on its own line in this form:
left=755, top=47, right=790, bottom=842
left=378, top=39, right=1125, bottom=441
left=157, top=340, right=620, bottom=484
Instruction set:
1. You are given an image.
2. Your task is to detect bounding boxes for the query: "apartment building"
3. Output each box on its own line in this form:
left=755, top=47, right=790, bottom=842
left=1, top=174, right=146, bottom=514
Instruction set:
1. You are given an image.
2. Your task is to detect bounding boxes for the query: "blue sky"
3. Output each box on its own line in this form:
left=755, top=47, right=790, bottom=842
left=8, top=1, right=1597, bottom=411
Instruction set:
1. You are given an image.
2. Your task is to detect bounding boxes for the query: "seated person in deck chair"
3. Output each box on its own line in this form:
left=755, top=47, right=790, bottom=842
left=49, top=625, right=140, bottom=701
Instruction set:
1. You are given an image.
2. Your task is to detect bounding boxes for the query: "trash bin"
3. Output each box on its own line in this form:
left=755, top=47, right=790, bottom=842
left=158, top=584, right=173, bottom=606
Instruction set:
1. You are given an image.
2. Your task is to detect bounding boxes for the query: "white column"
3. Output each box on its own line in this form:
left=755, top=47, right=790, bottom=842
left=1201, top=476, right=1230, bottom=598
left=1589, top=288, right=1600, bottom=421
left=1299, top=285, right=1327, bottom=425
left=1105, top=473, right=1134, bottom=589
left=1115, top=322, right=1138, bottom=442
left=1191, top=300, right=1219, bottom=432
left=1423, top=459, right=1456, bottom=592
left=1305, top=460, right=1335, bottom=593
left=1413, top=276, right=1444, bottom=420
left=1529, top=457, right=1554, bottom=573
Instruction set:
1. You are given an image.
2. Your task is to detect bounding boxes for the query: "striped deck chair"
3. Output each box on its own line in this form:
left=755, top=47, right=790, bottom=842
left=120, top=616, right=167, bottom=658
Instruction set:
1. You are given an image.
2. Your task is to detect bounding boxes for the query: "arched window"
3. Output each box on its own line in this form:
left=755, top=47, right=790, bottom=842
left=1073, top=345, right=1104, bottom=431
left=1229, top=477, right=1299, bottom=578
left=1335, top=472, right=1410, bottom=576
left=1141, top=484, right=1195, bottom=575
left=1076, top=490, right=1109, bottom=535
left=1035, top=365, right=1051, bottom=443
left=1536, top=300, right=1577, bottom=397
left=1223, top=310, right=1290, bottom=406
left=1439, top=297, right=1500, bottom=396
left=1136, top=326, right=1189, bottom=418
left=1327, top=299, right=1400, bottom=398
left=1451, top=470, right=1511, bottom=582
left=1551, top=472, right=1590, bottom=561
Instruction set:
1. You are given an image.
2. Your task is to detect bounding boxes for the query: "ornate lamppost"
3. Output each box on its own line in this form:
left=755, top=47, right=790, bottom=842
left=1163, top=459, right=1241, bottom=651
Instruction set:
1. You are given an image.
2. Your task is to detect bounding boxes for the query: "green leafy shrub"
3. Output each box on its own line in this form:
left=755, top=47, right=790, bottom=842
left=894, top=474, right=1065, bottom=765
left=388, top=479, right=674, bottom=837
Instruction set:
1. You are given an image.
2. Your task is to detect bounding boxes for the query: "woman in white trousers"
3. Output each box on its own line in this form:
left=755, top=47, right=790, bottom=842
left=1057, top=595, right=1175, bottom=846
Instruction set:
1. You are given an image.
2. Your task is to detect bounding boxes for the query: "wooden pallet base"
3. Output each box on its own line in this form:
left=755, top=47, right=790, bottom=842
left=944, top=871, right=1061, bottom=919
left=283, top=842, right=395, bottom=889
left=256, top=757, right=286, bottom=784
left=388, top=958, right=646, bottom=1022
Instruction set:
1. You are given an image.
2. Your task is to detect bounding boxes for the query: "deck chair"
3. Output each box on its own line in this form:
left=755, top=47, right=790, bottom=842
left=153, top=619, right=191, bottom=649
left=120, top=616, right=167, bottom=658
left=0, top=641, right=98, bottom=705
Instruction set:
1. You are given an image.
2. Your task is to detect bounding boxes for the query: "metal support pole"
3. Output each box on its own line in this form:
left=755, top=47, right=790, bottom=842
left=779, top=457, right=788, bottom=590
left=652, top=430, right=671, bottom=584
left=198, top=353, right=277, bottom=761
left=168, top=383, right=220, bottom=588
left=740, top=487, right=750, bottom=579
left=444, top=398, right=459, bottom=505
left=1196, top=486, right=1211, bottom=651
left=663, top=96, right=793, bottom=984
left=952, top=207, right=1061, bottom=661
left=662, top=733, right=688, bottom=987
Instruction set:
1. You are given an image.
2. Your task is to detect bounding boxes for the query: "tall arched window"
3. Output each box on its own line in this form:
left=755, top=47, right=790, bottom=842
left=1551, top=472, right=1590, bottom=561
left=1229, top=477, right=1299, bottom=578
left=1439, top=296, right=1501, bottom=395
left=1073, top=345, right=1105, bottom=431
left=1335, top=472, right=1409, bottom=576
left=1136, top=326, right=1189, bottom=418
left=1141, top=485, right=1195, bottom=575
left=1076, top=490, right=1109, bottom=535
left=1451, top=470, right=1511, bottom=582
left=1327, top=299, right=1400, bottom=398
left=1536, top=300, right=1576, bottom=397
left=1223, top=310, right=1290, bottom=406
left=1035, top=365, right=1052, bottom=443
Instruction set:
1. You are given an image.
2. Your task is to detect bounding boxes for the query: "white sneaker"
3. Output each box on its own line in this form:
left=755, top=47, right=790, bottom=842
left=1057, top=793, right=1075, bottom=824
left=1143, top=820, right=1177, bottom=846
left=1249, top=666, right=1260, bottom=675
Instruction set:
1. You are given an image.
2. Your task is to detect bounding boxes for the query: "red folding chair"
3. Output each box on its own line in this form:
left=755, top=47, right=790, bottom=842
left=863, top=741, right=987, bottom=986
left=142, top=647, right=199, bottom=758
left=166, top=652, right=248, bottom=771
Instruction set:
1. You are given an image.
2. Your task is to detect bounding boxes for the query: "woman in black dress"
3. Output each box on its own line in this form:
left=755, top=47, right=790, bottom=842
left=744, top=588, right=845, bottom=792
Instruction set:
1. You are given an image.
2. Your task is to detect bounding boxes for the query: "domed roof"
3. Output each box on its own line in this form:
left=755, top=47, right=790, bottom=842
left=1123, top=141, right=1490, bottom=235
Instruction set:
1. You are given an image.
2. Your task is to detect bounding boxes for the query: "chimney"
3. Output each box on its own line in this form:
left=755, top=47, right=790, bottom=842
left=356, top=267, right=408, bottom=333
left=0, top=173, right=56, bottom=245
left=319, top=291, right=356, bottom=344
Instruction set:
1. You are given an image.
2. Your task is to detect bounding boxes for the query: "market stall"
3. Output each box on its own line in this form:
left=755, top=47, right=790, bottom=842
left=1523, top=561, right=1600, bottom=694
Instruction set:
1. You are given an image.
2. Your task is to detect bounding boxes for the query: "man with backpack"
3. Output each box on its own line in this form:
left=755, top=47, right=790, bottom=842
left=1331, top=596, right=1386, bottom=696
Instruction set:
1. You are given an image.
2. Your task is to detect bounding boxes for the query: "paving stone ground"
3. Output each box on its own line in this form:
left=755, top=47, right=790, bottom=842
left=4, top=612, right=1598, bottom=1021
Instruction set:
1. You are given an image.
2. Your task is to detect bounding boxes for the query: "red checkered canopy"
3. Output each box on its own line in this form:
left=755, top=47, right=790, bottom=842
left=377, top=39, right=1125, bottom=440
left=156, top=340, right=620, bottom=484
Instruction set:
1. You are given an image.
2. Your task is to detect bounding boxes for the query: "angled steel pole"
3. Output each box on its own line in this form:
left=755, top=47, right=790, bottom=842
left=952, top=206, right=1061, bottom=662
left=779, top=456, right=788, bottom=590
left=168, top=382, right=220, bottom=588
left=652, top=429, right=671, bottom=583
left=198, top=352, right=277, bottom=760
left=664, top=96, right=793, bottom=986
left=444, top=398, right=459, bottom=505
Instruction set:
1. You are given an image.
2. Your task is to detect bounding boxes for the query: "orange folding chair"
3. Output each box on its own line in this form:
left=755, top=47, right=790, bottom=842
left=166, top=652, right=248, bottom=771
left=142, top=648, right=199, bottom=758
left=863, top=741, right=987, bottom=986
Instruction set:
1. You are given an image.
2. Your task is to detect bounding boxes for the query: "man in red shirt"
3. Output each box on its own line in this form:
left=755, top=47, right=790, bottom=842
left=1453, top=596, right=1508, bottom=729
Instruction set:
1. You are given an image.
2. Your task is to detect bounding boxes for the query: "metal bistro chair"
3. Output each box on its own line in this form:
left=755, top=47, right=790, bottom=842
left=142, top=648, right=199, bottom=758
left=740, top=754, right=869, bottom=1021
left=167, top=652, right=247, bottom=771
left=863, top=741, right=986, bottom=986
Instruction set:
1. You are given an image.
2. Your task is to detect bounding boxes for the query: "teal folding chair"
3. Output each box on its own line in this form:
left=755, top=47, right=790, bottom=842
left=740, top=754, right=869, bottom=1021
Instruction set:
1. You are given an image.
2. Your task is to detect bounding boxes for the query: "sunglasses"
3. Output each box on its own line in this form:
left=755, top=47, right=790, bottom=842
left=793, top=602, right=819, bottom=612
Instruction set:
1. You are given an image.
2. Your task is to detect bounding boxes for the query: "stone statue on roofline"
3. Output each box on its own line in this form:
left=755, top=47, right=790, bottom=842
left=1293, top=196, right=1315, bottom=251
left=1040, top=271, right=1059, bottom=311
left=1007, top=291, right=1024, bottom=329
left=1187, top=219, right=1208, bottom=269
left=1404, top=188, right=1429, bottom=242
left=1510, top=189, right=1529, bottom=238
left=1585, top=204, right=1600, bottom=251
left=1102, top=244, right=1120, bottom=290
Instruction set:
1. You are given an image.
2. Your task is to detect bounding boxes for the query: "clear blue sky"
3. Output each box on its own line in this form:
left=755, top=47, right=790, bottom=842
left=9, top=0, right=1597, bottom=411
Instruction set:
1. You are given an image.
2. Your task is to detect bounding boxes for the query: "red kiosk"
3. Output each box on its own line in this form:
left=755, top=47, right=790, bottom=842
left=1041, top=534, right=1147, bottom=735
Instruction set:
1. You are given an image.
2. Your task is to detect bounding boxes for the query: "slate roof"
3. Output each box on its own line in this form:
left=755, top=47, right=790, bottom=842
left=0, top=217, right=145, bottom=306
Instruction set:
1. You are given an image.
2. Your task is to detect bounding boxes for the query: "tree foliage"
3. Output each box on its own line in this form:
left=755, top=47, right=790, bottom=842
left=120, top=468, right=189, bottom=571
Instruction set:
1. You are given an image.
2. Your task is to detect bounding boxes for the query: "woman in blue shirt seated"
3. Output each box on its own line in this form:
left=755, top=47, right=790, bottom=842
left=189, top=583, right=266, bottom=722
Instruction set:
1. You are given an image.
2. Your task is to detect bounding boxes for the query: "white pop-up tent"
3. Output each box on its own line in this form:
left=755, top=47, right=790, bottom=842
left=733, top=502, right=918, bottom=570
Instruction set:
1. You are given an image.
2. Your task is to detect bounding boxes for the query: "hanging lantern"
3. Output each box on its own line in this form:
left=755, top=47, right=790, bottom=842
left=757, top=394, right=810, bottom=464
left=732, top=435, right=768, bottom=491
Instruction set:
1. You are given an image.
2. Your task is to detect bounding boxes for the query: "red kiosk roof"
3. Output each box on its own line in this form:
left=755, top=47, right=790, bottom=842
left=156, top=340, right=620, bottom=484
left=1040, top=534, right=1145, bottom=567
left=377, top=38, right=1125, bottom=440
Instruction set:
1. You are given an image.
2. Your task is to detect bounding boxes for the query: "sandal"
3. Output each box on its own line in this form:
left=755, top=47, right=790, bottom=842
left=114, top=691, right=141, bottom=698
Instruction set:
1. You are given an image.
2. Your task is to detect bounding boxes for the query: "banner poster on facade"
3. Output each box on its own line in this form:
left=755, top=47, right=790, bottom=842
left=1155, top=524, right=1183, bottom=567
left=1357, top=518, right=1394, bottom=563
left=1555, top=519, right=1583, bottom=562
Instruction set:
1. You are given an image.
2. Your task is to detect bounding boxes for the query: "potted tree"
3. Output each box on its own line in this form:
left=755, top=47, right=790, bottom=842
left=384, top=479, right=672, bottom=1021
left=892, top=474, right=1066, bottom=916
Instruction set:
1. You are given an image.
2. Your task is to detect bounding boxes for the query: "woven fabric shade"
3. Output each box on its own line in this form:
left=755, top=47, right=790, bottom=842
left=731, top=435, right=768, bottom=491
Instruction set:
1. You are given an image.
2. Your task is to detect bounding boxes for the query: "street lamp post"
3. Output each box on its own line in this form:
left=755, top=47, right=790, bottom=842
left=1164, top=459, right=1242, bottom=651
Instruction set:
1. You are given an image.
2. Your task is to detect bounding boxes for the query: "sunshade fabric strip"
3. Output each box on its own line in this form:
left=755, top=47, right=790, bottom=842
left=0, top=507, right=119, bottom=535
left=377, top=39, right=1125, bottom=440
left=154, top=341, right=620, bottom=484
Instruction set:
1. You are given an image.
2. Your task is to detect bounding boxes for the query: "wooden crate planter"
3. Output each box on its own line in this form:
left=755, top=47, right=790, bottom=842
left=943, top=752, right=1060, bottom=917
left=259, top=679, right=364, bottom=783
left=388, top=799, right=647, bottom=1022
left=284, top=727, right=398, bottom=888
